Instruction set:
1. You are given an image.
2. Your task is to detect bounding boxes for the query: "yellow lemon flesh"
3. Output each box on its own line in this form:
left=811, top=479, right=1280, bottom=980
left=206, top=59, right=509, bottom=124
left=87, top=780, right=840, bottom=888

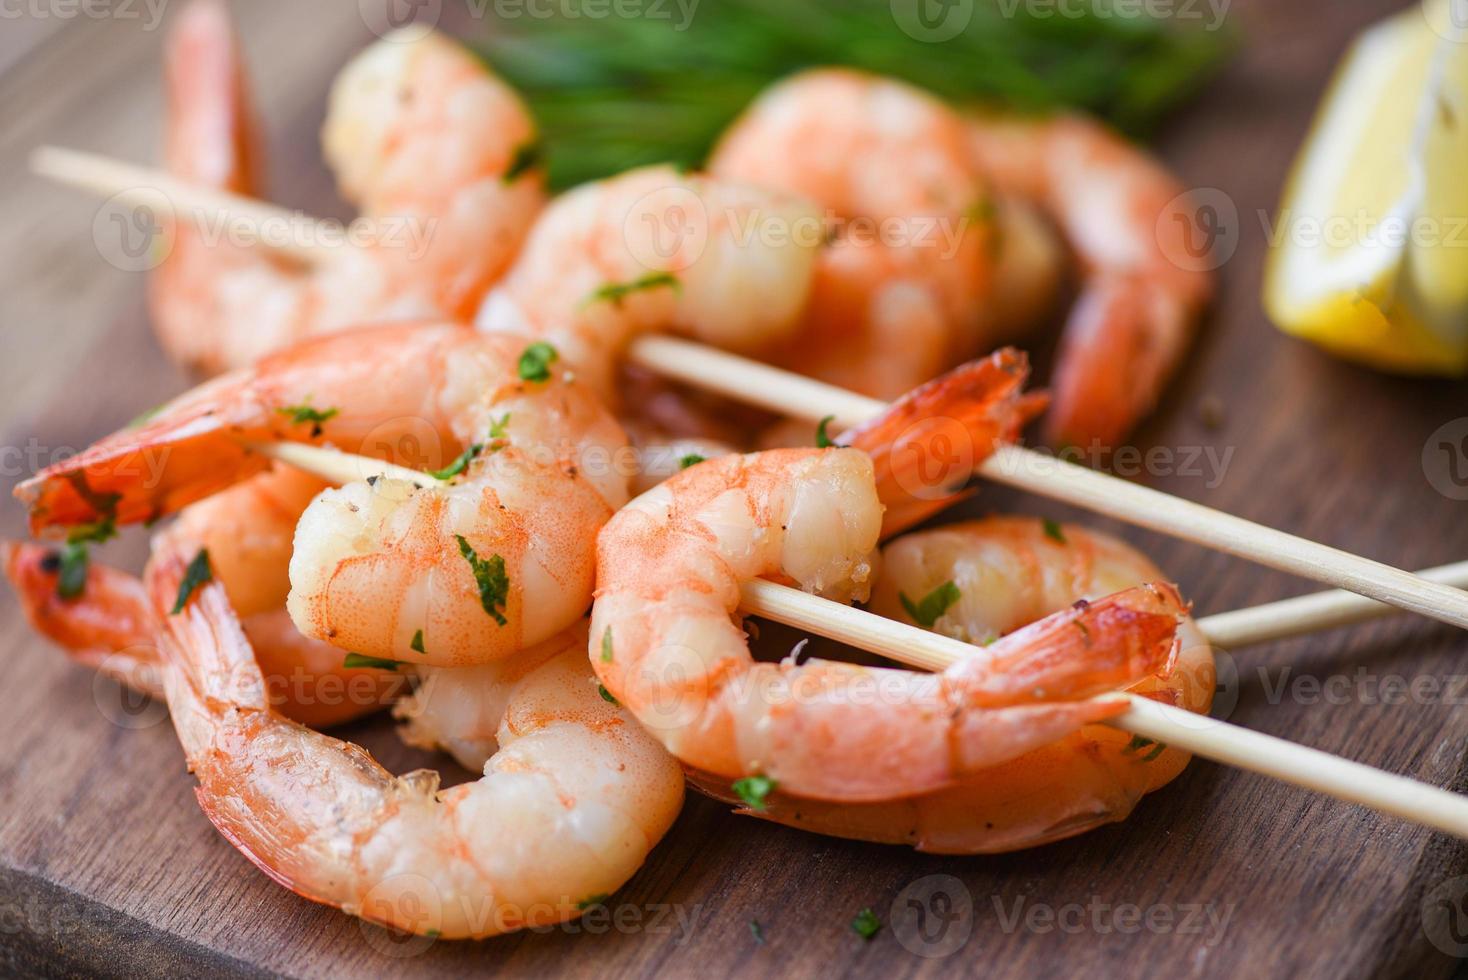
left=1264, top=1, right=1468, bottom=374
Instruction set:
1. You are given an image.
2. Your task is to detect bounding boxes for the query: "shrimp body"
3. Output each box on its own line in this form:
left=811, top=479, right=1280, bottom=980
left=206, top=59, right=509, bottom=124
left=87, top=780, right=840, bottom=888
left=16, top=323, right=630, bottom=667
left=155, top=2, right=543, bottom=373
left=3, top=541, right=402, bottom=729
left=477, top=165, right=822, bottom=400
left=700, top=517, right=1213, bottom=852
left=148, top=535, right=683, bottom=938
left=709, top=69, right=994, bottom=399
left=967, top=114, right=1215, bottom=449
left=591, top=448, right=1187, bottom=803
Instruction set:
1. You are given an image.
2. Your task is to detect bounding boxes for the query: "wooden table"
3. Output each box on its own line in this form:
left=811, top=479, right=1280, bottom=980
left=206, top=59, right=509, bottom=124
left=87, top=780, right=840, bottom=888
left=3, top=0, right=1467, bottom=976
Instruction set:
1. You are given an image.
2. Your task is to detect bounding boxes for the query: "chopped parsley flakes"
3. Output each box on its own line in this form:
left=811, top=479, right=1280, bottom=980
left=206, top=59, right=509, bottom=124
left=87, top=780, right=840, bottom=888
left=518, top=342, right=559, bottom=383
left=899, top=581, right=961, bottom=629
left=600, top=627, right=614, bottom=663
left=678, top=453, right=706, bottom=470
left=732, top=774, right=776, bottom=811
left=1043, top=518, right=1067, bottom=544
left=276, top=401, right=338, bottom=437
left=851, top=908, right=882, bottom=941
left=585, top=272, right=680, bottom=307
left=170, top=549, right=213, bottom=615
left=455, top=535, right=510, bottom=626
left=344, top=652, right=403, bottom=671
left=815, top=415, right=837, bottom=448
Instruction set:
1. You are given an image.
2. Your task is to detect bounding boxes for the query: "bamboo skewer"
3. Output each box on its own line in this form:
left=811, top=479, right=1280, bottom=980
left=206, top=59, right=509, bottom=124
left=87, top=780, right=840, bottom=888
left=34, top=147, right=1468, bottom=632
left=740, top=579, right=1468, bottom=841
left=1195, top=560, right=1468, bottom=649
left=248, top=441, right=1468, bottom=842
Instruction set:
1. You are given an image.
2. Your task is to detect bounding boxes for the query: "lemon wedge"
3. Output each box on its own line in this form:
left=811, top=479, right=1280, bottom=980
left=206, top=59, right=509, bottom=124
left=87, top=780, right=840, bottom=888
left=1264, top=0, right=1468, bottom=374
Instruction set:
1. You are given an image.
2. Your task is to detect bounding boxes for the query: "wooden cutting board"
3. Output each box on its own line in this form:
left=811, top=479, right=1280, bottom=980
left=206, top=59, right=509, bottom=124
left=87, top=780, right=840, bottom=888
left=3, top=1, right=1467, bottom=976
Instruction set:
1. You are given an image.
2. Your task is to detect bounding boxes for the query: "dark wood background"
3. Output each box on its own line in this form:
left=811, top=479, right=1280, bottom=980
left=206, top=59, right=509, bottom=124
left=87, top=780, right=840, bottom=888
left=4, top=0, right=1468, bottom=977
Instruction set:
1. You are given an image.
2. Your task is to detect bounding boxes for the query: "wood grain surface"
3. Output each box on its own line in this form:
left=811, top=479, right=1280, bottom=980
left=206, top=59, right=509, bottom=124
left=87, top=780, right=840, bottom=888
left=3, top=1, right=1468, bottom=977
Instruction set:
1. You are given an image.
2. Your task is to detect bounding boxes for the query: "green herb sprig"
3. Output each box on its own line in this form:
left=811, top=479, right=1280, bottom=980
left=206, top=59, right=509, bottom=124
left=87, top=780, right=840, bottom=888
left=477, top=0, right=1233, bottom=189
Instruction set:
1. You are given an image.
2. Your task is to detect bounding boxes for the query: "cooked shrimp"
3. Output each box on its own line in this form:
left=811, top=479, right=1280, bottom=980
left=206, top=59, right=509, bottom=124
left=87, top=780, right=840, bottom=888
left=590, top=360, right=1182, bottom=802
left=709, top=69, right=996, bottom=400
left=694, top=517, right=1211, bottom=853
left=16, top=322, right=630, bottom=667
left=3, top=542, right=403, bottom=729
left=477, top=165, right=821, bottom=400
left=967, top=113, right=1215, bottom=449
left=154, top=1, right=543, bottom=374
left=148, top=531, right=683, bottom=939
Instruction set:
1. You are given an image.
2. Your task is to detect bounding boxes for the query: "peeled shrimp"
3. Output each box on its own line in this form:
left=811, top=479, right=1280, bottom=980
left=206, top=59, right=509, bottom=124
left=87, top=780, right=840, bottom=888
left=16, top=322, right=630, bottom=667
left=590, top=357, right=1182, bottom=802
left=147, top=531, right=683, bottom=939
left=3, top=542, right=402, bottom=729
left=691, top=517, right=1213, bottom=853
left=154, top=1, right=543, bottom=374
left=967, top=113, right=1215, bottom=449
left=477, top=165, right=821, bottom=400
left=709, top=69, right=994, bottom=400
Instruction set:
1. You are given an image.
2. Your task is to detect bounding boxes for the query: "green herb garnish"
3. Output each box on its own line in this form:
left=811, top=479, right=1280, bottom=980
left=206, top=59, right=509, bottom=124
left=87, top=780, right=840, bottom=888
left=601, top=627, right=614, bottom=663
left=276, top=401, right=338, bottom=436
left=477, top=1, right=1233, bottom=190
left=503, top=140, right=544, bottom=183
left=598, top=683, right=619, bottom=705
left=750, top=919, right=766, bottom=944
left=732, top=774, right=776, bottom=811
left=428, top=444, right=482, bottom=481
left=455, top=535, right=510, bottom=626
left=170, top=548, right=212, bottom=615
left=678, top=453, right=706, bottom=470
left=1043, top=518, right=1067, bottom=544
left=899, top=581, right=961, bottom=628
left=577, top=893, right=611, bottom=910
left=411, top=629, right=426, bottom=655
left=517, top=342, right=559, bottom=383
left=344, top=652, right=403, bottom=671
left=585, top=272, right=680, bottom=308
left=851, top=908, right=882, bottom=941
left=1124, top=734, right=1167, bottom=761
left=815, top=415, right=837, bottom=449
left=55, top=543, right=89, bottom=599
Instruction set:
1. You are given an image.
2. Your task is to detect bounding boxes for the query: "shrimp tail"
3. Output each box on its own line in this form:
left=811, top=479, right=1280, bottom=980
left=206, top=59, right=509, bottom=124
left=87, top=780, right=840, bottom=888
left=841, top=347, right=1047, bottom=537
left=1043, top=279, right=1197, bottom=451
left=2, top=541, right=166, bottom=698
left=162, top=0, right=258, bottom=194
left=950, top=582, right=1187, bottom=707
left=14, top=372, right=270, bottom=535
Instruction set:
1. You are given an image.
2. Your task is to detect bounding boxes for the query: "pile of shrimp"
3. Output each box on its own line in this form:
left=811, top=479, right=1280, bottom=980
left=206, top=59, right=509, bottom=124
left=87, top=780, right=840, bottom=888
left=3, top=0, right=1217, bottom=939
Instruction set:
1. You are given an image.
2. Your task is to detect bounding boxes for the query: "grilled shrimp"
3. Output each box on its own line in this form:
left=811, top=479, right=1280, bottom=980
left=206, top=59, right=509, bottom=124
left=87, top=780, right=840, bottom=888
left=588, top=350, right=1184, bottom=802
left=967, top=113, right=1215, bottom=449
left=154, top=1, right=543, bottom=373
left=477, top=165, right=821, bottom=400
left=15, top=322, right=630, bottom=667
left=4, top=466, right=405, bottom=727
left=3, top=541, right=403, bottom=729
left=709, top=69, right=995, bottom=400
left=148, top=531, right=683, bottom=939
left=690, top=517, right=1214, bottom=853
